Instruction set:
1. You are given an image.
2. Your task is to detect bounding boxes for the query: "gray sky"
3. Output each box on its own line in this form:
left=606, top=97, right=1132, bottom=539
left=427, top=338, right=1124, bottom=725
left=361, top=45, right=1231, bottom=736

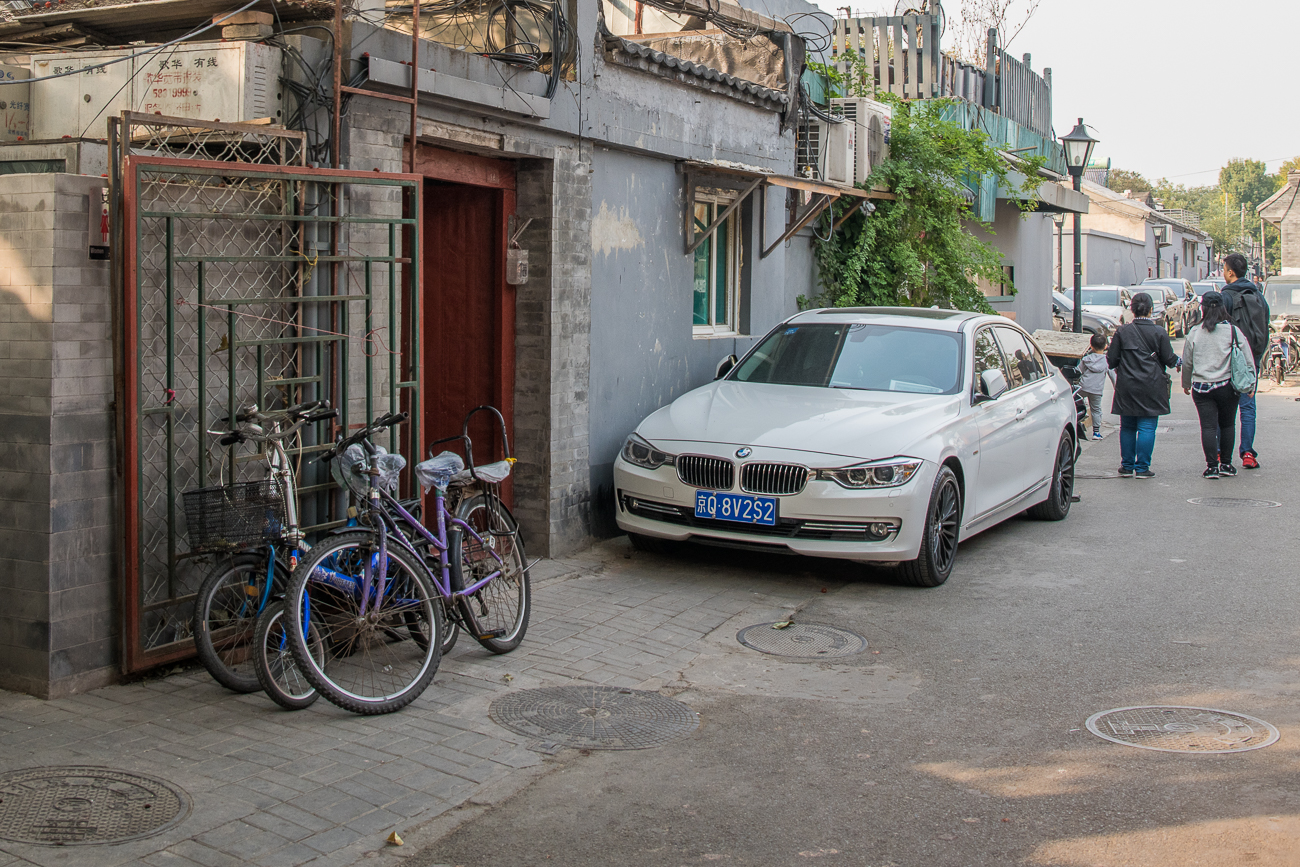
left=809, top=0, right=1298, bottom=186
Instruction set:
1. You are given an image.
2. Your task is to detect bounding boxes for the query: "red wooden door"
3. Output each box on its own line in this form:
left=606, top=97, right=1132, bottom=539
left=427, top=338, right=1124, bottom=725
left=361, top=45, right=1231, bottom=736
left=421, top=180, right=516, bottom=488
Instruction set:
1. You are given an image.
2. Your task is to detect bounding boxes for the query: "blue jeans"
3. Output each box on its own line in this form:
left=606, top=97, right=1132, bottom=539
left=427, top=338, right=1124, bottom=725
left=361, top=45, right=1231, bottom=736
left=1119, top=416, right=1159, bottom=472
left=1238, top=390, right=1257, bottom=457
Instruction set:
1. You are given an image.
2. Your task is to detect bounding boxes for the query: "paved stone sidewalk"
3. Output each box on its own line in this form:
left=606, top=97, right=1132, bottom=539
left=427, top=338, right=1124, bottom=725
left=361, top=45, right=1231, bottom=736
left=0, top=541, right=820, bottom=867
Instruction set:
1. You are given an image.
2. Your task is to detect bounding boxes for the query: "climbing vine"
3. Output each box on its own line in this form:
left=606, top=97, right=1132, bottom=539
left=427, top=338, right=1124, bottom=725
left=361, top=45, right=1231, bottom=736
left=808, top=94, right=1045, bottom=313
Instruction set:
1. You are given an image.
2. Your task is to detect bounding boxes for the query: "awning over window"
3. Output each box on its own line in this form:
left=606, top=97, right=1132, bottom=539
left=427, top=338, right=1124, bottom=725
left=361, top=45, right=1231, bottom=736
left=679, top=160, right=892, bottom=259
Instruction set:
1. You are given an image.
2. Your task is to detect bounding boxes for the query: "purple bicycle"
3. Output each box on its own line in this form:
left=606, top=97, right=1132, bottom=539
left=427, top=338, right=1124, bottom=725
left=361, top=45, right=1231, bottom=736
left=283, top=409, right=530, bottom=714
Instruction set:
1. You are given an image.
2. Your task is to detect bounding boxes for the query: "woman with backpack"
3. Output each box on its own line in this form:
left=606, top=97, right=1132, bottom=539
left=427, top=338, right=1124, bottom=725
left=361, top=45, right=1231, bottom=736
left=1181, top=291, right=1256, bottom=479
left=1107, top=292, right=1180, bottom=478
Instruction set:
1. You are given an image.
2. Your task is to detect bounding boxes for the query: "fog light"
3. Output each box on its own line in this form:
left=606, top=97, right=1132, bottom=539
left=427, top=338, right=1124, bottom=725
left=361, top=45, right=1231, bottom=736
left=868, top=522, right=894, bottom=539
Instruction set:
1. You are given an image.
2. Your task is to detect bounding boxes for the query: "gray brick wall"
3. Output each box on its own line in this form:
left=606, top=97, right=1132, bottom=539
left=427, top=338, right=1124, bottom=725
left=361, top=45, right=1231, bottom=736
left=0, top=172, right=116, bottom=698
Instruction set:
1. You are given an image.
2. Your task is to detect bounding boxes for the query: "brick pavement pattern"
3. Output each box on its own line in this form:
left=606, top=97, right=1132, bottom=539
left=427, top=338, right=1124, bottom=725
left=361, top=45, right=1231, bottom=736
left=0, top=545, right=805, bottom=866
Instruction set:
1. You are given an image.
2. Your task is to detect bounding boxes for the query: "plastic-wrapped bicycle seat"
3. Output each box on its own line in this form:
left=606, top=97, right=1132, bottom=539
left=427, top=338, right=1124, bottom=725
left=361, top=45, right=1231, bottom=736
left=450, top=459, right=513, bottom=487
left=332, top=444, right=407, bottom=498
left=416, top=451, right=466, bottom=492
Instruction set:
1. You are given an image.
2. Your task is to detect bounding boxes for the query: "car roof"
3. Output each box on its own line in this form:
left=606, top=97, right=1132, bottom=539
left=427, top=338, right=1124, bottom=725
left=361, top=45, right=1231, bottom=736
left=791, top=307, right=983, bottom=331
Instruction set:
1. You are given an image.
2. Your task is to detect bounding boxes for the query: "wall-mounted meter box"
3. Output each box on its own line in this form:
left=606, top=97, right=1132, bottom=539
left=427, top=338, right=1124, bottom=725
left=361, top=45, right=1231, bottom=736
left=0, top=65, right=31, bottom=141
left=31, top=41, right=282, bottom=140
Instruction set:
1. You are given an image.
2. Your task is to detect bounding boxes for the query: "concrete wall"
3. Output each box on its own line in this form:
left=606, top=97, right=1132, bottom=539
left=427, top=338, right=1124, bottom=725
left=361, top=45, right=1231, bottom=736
left=969, top=203, right=1055, bottom=333
left=1078, top=228, right=1148, bottom=287
left=586, top=148, right=800, bottom=536
left=0, top=172, right=116, bottom=698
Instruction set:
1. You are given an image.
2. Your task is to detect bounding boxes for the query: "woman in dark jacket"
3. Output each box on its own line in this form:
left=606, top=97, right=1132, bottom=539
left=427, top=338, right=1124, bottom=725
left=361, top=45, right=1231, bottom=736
left=1106, top=292, right=1179, bottom=478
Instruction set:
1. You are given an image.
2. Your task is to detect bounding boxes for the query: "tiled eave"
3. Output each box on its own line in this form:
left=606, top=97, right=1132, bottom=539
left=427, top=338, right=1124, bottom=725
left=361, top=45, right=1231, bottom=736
left=603, top=33, right=789, bottom=112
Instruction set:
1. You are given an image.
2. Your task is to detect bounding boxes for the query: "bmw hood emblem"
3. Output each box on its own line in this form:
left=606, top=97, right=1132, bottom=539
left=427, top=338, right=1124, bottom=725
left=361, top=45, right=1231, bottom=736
left=735, top=447, right=752, bottom=458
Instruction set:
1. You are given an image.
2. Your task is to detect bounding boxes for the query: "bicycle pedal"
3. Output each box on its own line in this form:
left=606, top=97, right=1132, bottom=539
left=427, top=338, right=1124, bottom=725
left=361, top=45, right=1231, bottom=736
left=476, top=630, right=505, bottom=640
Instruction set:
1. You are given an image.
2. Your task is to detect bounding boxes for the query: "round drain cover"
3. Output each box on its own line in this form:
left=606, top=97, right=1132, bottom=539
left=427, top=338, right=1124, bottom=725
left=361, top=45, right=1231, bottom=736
left=1187, top=497, right=1280, bottom=508
left=0, top=767, right=190, bottom=846
left=1085, top=706, right=1279, bottom=754
left=736, top=623, right=867, bottom=659
left=489, top=686, right=698, bottom=750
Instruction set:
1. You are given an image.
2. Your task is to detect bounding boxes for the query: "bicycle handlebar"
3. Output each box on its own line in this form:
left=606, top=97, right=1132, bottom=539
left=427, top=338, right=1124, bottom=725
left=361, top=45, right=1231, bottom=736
left=209, top=402, right=338, bottom=445
left=318, top=411, right=408, bottom=462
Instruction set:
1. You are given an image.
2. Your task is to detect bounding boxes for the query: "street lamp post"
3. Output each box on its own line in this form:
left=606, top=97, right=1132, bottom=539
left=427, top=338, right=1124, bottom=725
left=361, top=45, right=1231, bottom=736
left=1052, top=212, right=1066, bottom=294
left=1061, top=118, right=1099, bottom=333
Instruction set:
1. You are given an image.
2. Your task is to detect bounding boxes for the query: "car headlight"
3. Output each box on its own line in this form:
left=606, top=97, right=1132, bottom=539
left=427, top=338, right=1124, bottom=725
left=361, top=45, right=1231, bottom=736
left=816, top=457, right=923, bottom=489
left=621, top=433, right=675, bottom=470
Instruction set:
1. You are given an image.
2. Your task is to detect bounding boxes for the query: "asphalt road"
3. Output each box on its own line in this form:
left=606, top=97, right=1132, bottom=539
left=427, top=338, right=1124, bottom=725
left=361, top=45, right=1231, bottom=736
left=412, top=382, right=1300, bottom=867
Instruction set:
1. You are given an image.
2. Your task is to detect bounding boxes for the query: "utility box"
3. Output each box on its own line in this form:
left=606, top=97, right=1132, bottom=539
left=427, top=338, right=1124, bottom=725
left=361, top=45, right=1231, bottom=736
left=30, top=41, right=282, bottom=140
left=0, top=65, right=31, bottom=141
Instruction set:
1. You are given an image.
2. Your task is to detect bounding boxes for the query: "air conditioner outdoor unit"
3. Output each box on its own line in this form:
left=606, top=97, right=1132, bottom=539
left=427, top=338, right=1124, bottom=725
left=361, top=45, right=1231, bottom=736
left=831, top=97, right=892, bottom=186
left=798, top=118, right=854, bottom=187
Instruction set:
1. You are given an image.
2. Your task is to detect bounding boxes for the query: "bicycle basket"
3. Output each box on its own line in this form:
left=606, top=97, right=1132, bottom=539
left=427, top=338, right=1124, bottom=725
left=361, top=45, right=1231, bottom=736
left=182, top=479, right=288, bottom=551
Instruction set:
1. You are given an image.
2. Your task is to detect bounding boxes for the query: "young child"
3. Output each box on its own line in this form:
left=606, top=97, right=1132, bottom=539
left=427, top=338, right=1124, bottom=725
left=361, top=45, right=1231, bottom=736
left=1079, top=332, right=1115, bottom=440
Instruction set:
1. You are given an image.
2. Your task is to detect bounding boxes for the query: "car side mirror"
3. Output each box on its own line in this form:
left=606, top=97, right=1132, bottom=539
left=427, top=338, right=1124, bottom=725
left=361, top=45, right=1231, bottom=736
left=714, top=354, right=738, bottom=380
left=976, top=369, right=1008, bottom=402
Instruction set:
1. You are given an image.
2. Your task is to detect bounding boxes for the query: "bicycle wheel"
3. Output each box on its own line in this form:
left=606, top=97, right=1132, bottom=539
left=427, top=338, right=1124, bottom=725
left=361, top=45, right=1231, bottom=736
left=253, top=601, right=322, bottom=710
left=192, top=553, right=278, bottom=693
left=451, top=493, right=530, bottom=654
left=285, top=531, right=442, bottom=715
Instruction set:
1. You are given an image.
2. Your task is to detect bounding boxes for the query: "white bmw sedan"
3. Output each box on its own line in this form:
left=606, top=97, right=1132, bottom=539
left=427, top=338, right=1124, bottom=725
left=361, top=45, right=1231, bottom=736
left=613, top=307, right=1077, bottom=586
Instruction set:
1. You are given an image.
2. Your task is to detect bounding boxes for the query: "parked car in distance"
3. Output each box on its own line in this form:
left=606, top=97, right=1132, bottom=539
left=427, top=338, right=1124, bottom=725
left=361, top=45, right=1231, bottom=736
left=614, top=307, right=1078, bottom=588
left=1079, top=285, right=1137, bottom=327
left=1190, top=280, right=1219, bottom=297
left=1143, top=279, right=1193, bottom=336
left=1052, top=291, right=1118, bottom=336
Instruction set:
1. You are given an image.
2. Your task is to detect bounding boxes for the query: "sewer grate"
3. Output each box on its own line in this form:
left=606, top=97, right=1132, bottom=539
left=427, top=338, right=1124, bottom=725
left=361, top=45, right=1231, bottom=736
left=489, top=686, right=699, bottom=751
left=0, top=767, right=190, bottom=846
left=736, top=623, right=867, bottom=659
left=1085, top=706, right=1279, bottom=754
left=1187, top=497, right=1281, bottom=508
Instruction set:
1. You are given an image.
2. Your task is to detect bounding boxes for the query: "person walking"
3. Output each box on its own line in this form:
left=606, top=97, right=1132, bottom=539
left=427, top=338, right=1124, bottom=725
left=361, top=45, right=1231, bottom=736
left=1181, top=291, right=1255, bottom=479
left=1107, top=291, right=1179, bottom=478
left=1220, top=252, right=1270, bottom=468
left=1079, top=332, right=1114, bottom=441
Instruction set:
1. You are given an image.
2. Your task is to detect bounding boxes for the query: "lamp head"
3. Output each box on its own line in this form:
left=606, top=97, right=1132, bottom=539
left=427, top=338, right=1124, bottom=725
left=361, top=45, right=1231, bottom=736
left=1060, top=118, right=1098, bottom=178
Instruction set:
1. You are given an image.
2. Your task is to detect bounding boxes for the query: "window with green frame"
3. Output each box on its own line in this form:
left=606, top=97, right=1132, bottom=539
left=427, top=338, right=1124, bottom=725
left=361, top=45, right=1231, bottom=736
left=692, top=194, right=740, bottom=336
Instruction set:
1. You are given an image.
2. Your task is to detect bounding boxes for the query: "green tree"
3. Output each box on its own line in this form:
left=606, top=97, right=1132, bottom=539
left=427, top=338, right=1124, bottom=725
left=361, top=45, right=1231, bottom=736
left=1106, top=169, right=1152, bottom=195
left=811, top=97, right=1042, bottom=312
left=1220, top=158, right=1274, bottom=211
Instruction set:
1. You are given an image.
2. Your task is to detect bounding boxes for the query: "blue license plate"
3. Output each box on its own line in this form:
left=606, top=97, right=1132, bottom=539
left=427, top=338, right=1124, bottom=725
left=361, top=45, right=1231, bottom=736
left=694, top=491, right=777, bottom=526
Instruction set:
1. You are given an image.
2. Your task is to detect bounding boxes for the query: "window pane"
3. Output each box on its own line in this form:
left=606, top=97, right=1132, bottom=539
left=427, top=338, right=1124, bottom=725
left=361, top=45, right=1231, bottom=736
left=829, top=324, right=962, bottom=393
left=714, top=216, right=728, bottom=326
left=693, top=204, right=711, bottom=326
left=994, top=326, right=1042, bottom=388
left=974, top=329, right=1005, bottom=396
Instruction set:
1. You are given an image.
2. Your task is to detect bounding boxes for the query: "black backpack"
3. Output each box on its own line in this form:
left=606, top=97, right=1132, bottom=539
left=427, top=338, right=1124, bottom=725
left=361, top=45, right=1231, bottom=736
left=1224, top=285, right=1270, bottom=360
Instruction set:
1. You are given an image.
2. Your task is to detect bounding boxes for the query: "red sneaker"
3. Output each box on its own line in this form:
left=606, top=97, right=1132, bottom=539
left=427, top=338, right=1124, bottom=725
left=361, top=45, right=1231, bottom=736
left=1242, top=452, right=1259, bottom=470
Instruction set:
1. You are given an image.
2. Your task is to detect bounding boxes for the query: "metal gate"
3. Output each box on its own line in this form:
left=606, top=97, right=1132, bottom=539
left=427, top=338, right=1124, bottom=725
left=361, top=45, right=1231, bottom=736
left=113, top=113, right=422, bottom=673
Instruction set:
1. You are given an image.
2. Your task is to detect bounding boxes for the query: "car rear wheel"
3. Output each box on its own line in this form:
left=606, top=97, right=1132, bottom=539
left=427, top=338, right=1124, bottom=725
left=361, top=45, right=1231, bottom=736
left=899, top=466, right=961, bottom=588
left=1028, top=430, right=1075, bottom=521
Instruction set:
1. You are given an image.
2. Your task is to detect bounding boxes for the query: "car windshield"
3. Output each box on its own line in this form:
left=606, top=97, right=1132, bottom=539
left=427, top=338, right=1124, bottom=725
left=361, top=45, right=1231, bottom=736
left=1263, top=281, right=1300, bottom=316
left=1081, top=288, right=1120, bottom=306
left=732, top=322, right=964, bottom=395
left=1191, top=282, right=1216, bottom=296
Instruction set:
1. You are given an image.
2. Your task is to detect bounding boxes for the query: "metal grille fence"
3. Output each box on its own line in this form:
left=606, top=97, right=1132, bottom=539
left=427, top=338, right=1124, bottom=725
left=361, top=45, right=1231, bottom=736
left=112, top=113, right=421, bottom=673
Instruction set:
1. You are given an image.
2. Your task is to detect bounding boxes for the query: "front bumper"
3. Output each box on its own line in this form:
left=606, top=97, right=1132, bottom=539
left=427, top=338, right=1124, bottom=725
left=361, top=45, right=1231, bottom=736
left=613, top=455, right=936, bottom=562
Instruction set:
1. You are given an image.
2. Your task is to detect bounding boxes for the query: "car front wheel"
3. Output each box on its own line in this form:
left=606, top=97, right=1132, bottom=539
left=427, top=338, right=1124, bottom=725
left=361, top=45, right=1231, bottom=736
left=899, top=466, right=961, bottom=588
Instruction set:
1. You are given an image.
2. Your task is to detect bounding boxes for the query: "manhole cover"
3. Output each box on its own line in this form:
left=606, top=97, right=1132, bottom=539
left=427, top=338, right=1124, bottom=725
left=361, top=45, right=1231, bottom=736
left=0, top=767, right=190, bottom=845
left=1085, top=706, right=1279, bottom=754
left=736, top=623, right=867, bottom=659
left=1187, top=497, right=1281, bottom=508
left=489, top=686, right=698, bottom=750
